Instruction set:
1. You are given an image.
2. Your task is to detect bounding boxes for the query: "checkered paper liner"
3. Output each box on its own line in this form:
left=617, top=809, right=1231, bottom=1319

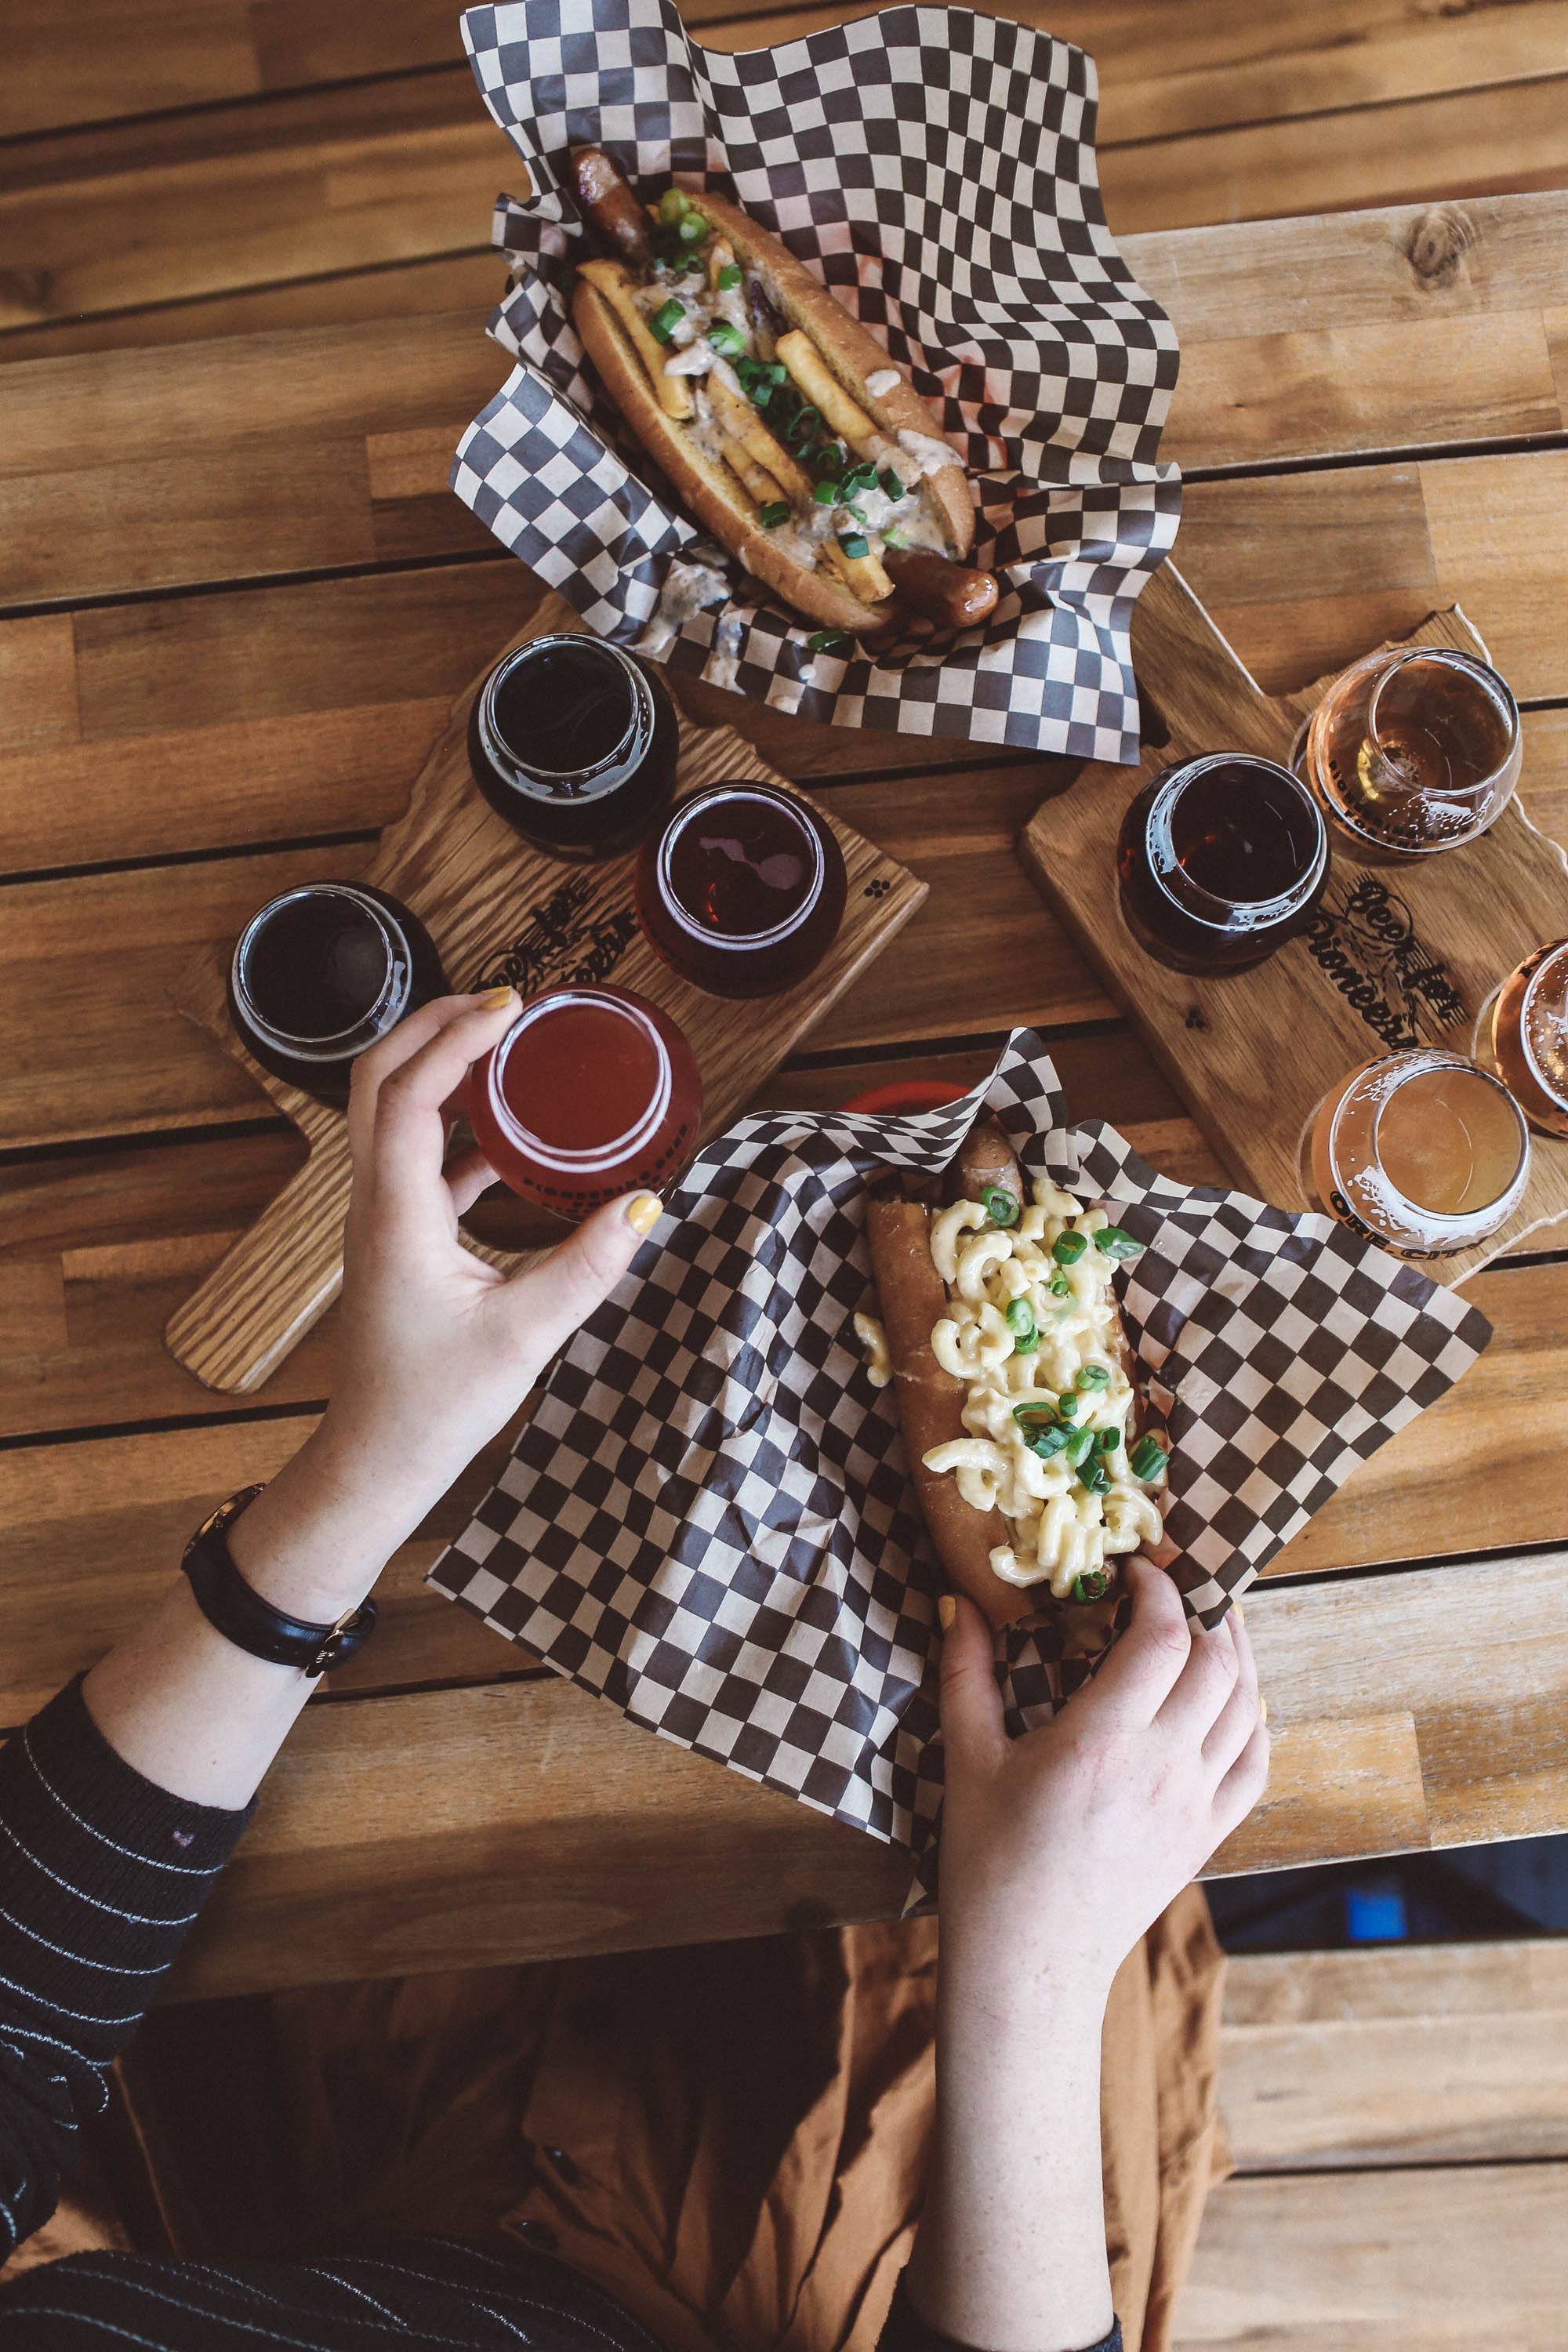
left=450, top=0, right=1181, bottom=762
left=430, top=1031, right=1490, bottom=1884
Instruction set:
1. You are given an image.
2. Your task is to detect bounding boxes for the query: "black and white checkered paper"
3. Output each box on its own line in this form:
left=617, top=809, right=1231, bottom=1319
left=449, top=0, right=1180, bottom=761
left=430, top=1032, right=1490, bottom=1884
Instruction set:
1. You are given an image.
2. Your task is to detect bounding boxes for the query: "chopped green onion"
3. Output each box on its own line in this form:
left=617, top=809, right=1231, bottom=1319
left=1077, top=1459, right=1111, bottom=1496
left=883, top=527, right=909, bottom=549
left=1028, top=1426, right=1069, bottom=1461
left=1063, top=1426, right=1095, bottom=1468
left=1095, top=1226, right=1143, bottom=1261
left=982, top=1185, right=1019, bottom=1229
left=706, top=321, right=745, bottom=358
left=678, top=214, right=706, bottom=244
left=814, top=442, right=844, bottom=479
left=841, top=460, right=877, bottom=495
left=879, top=467, right=906, bottom=499
left=768, top=361, right=788, bottom=383
left=1130, top=1436, right=1169, bottom=1483
left=814, top=479, right=838, bottom=505
left=1071, top=1570, right=1110, bottom=1602
left=1097, top=1425, right=1120, bottom=1453
left=1075, top=1363, right=1110, bottom=1391
left=839, top=533, right=870, bottom=560
left=717, top=263, right=743, bottom=289
left=1005, top=1299, right=1036, bottom=1342
left=786, top=405, right=822, bottom=448
left=1052, top=1230, right=1088, bottom=1265
left=759, top=501, right=791, bottom=528
left=1012, top=1403, right=1057, bottom=1429
left=807, top=629, right=849, bottom=655
left=659, top=188, right=691, bottom=225
left=1055, top=1392, right=1080, bottom=1421
left=648, top=298, right=686, bottom=344
left=1048, top=1271, right=1071, bottom=1298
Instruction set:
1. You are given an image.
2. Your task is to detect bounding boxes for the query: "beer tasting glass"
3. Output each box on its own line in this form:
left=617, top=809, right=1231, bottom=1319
left=634, top=781, right=848, bottom=1000
left=467, top=984, right=702, bottom=1219
left=228, top=882, right=448, bottom=1108
left=1300, top=647, right=1521, bottom=858
left=1490, top=938, right=1568, bottom=1138
left=1308, top=1047, right=1530, bottom=1256
left=1116, top=752, right=1329, bottom=975
left=468, top=634, right=680, bottom=861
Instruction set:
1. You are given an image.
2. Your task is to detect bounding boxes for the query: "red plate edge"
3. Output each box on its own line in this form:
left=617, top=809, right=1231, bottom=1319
left=840, top=1078, right=969, bottom=1116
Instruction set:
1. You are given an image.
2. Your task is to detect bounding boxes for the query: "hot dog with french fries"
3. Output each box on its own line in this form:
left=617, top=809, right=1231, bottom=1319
left=569, top=148, right=1000, bottom=644
left=858, top=1116, right=1170, bottom=1645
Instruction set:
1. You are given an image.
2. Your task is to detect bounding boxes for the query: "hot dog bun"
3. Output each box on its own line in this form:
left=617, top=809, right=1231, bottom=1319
left=573, top=276, right=891, bottom=637
left=865, top=1192, right=1027, bottom=1631
left=866, top=1116, right=1163, bottom=1650
left=570, top=161, right=992, bottom=640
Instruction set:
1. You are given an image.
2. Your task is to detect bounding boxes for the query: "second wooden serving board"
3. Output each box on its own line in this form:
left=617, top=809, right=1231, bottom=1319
left=1021, top=564, right=1568, bottom=1287
left=165, top=593, right=926, bottom=1393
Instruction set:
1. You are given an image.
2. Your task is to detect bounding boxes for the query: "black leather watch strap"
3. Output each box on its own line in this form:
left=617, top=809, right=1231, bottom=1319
left=181, top=1484, right=378, bottom=1679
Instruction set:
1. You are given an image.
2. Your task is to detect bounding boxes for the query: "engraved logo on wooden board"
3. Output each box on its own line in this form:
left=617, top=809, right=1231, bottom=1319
left=471, top=875, right=637, bottom=995
left=1301, top=874, right=1466, bottom=1051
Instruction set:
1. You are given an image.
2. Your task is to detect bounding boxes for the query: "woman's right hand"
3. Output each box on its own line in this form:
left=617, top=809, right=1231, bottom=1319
left=937, top=1556, right=1269, bottom=2005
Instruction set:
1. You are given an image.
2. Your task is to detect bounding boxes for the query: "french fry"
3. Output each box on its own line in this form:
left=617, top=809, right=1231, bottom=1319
left=578, top=258, right=693, bottom=420
left=708, top=371, right=814, bottom=501
left=825, top=535, right=894, bottom=602
left=775, top=329, right=877, bottom=457
left=720, top=438, right=779, bottom=507
left=708, top=236, right=737, bottom=291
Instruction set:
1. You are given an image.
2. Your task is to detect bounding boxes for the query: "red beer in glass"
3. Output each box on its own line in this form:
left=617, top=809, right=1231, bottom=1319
left=635, top=781, right=847, bottom=999
left=468, top=985, right=702, bottom=1219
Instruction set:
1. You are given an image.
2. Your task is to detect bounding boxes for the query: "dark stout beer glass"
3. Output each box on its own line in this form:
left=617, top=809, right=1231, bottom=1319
left=1116, top=753, right=1329, bottom=976
left=468, top=634, right=680, bottom=862
left=227, top=883, right=448, bottom=1107
left=634, top=782, right=848, bottom=999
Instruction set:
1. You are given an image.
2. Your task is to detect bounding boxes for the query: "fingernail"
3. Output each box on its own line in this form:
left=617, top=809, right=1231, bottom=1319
left=625, top=1192, right=662, bottom=1236
left=1231, top=1600, right=1246, bottom=1628
left=480, top=985, right=517, bottom=1011
left=938, top=1594, right=956, bottom=1632
left=1259, top=1696, right=1269, bottom=1725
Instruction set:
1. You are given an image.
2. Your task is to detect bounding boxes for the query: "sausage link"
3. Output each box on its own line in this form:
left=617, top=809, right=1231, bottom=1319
left=883, top=546, right=998, bottom=631
left=572, top=145, right=653, bottom=271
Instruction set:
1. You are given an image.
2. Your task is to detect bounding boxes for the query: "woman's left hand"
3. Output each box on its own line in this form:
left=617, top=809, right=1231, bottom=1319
left=233, top=989, right=662, bottom=1617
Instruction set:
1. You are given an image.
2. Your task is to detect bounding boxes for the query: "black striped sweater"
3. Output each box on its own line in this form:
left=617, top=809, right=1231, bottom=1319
left=0, top=1677, right=1118, bottom=2352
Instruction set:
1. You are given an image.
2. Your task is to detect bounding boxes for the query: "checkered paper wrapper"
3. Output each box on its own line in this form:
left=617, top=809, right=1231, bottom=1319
left=449, top=0, right=1181, bottom=761
left=429, top=1030, right=1490, bottom=1890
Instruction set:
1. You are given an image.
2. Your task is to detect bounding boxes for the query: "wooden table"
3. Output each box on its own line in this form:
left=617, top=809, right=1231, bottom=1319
left=5, top=168, right=1568, bottom=2000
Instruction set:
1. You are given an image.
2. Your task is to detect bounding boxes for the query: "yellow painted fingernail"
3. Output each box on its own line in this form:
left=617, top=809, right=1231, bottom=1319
left=625, top=1192, right=662, bottom=1236
left=1259, top=1696, right=1269, bottom=1725
left=480, top=985, right=518, bottom=1011
left=938, top=1594, right=956, bottom=1632
left=1231, top=1601, right=1246, bottom=1628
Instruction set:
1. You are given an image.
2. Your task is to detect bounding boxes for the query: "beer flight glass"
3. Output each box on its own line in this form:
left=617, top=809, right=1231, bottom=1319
left=635, top=780, right=848, bottom=1000
left=1307, top=1047, right=1531, bottom=1257
left=1300, top=646, right=1521, bottom=858
left=1116, top=752, right=1330, bottom=975
left=227, top=883, right=448, bottom=1107
left=1490, top=939, right=1568, bottom=1139
left=468, top=633, right=681, bottom=860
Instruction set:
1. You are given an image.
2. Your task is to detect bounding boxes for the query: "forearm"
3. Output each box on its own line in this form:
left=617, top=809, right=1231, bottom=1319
left=82, top=1420, right=397, bottom=1812
left=906, top=1924, right=1115, bottom=2352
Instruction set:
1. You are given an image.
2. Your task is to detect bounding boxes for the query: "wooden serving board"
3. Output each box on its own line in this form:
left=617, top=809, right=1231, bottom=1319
left=1022, top=564, right=1568, bottom=1287
left=165, top=593, right=926, bottom=1393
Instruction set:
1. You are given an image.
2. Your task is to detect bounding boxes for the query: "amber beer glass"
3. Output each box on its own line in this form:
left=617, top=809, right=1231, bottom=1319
left=1301, top=647, right=1520, bottom=858
left=1116, top=752, right=1329, bottom=975
left=1491, top=939, right=1568, bottom=1137
left=227, top=883, right=448, bottom=1108
left=467, top=985, right=702, bottom=1220
left=1308, top=1048, right=1530, bottom=1256
left=635, top=782, right=848, bottom=999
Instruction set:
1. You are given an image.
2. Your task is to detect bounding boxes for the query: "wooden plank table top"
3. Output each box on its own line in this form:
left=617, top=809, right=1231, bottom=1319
left=4, top=77, right=1568, bottom=1995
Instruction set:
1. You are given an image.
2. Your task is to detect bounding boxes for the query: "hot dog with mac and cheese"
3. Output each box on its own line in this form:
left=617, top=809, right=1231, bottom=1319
left=862, top=1116, right=1168, bottom=1638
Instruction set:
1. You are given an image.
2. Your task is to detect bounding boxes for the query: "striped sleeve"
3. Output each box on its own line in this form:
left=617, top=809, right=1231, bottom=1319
left=0, top=1676, right=253, bottom=2263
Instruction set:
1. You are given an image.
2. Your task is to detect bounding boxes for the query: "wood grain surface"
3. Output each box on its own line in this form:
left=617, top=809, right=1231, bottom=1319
left=5, top=2, right=1568, bottom=2005
left=1022, top=574, right=1568, bottom=1283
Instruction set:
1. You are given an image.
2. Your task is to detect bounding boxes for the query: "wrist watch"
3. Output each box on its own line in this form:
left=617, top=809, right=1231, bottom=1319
left=181, top=1485, right=379, bottom=1678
